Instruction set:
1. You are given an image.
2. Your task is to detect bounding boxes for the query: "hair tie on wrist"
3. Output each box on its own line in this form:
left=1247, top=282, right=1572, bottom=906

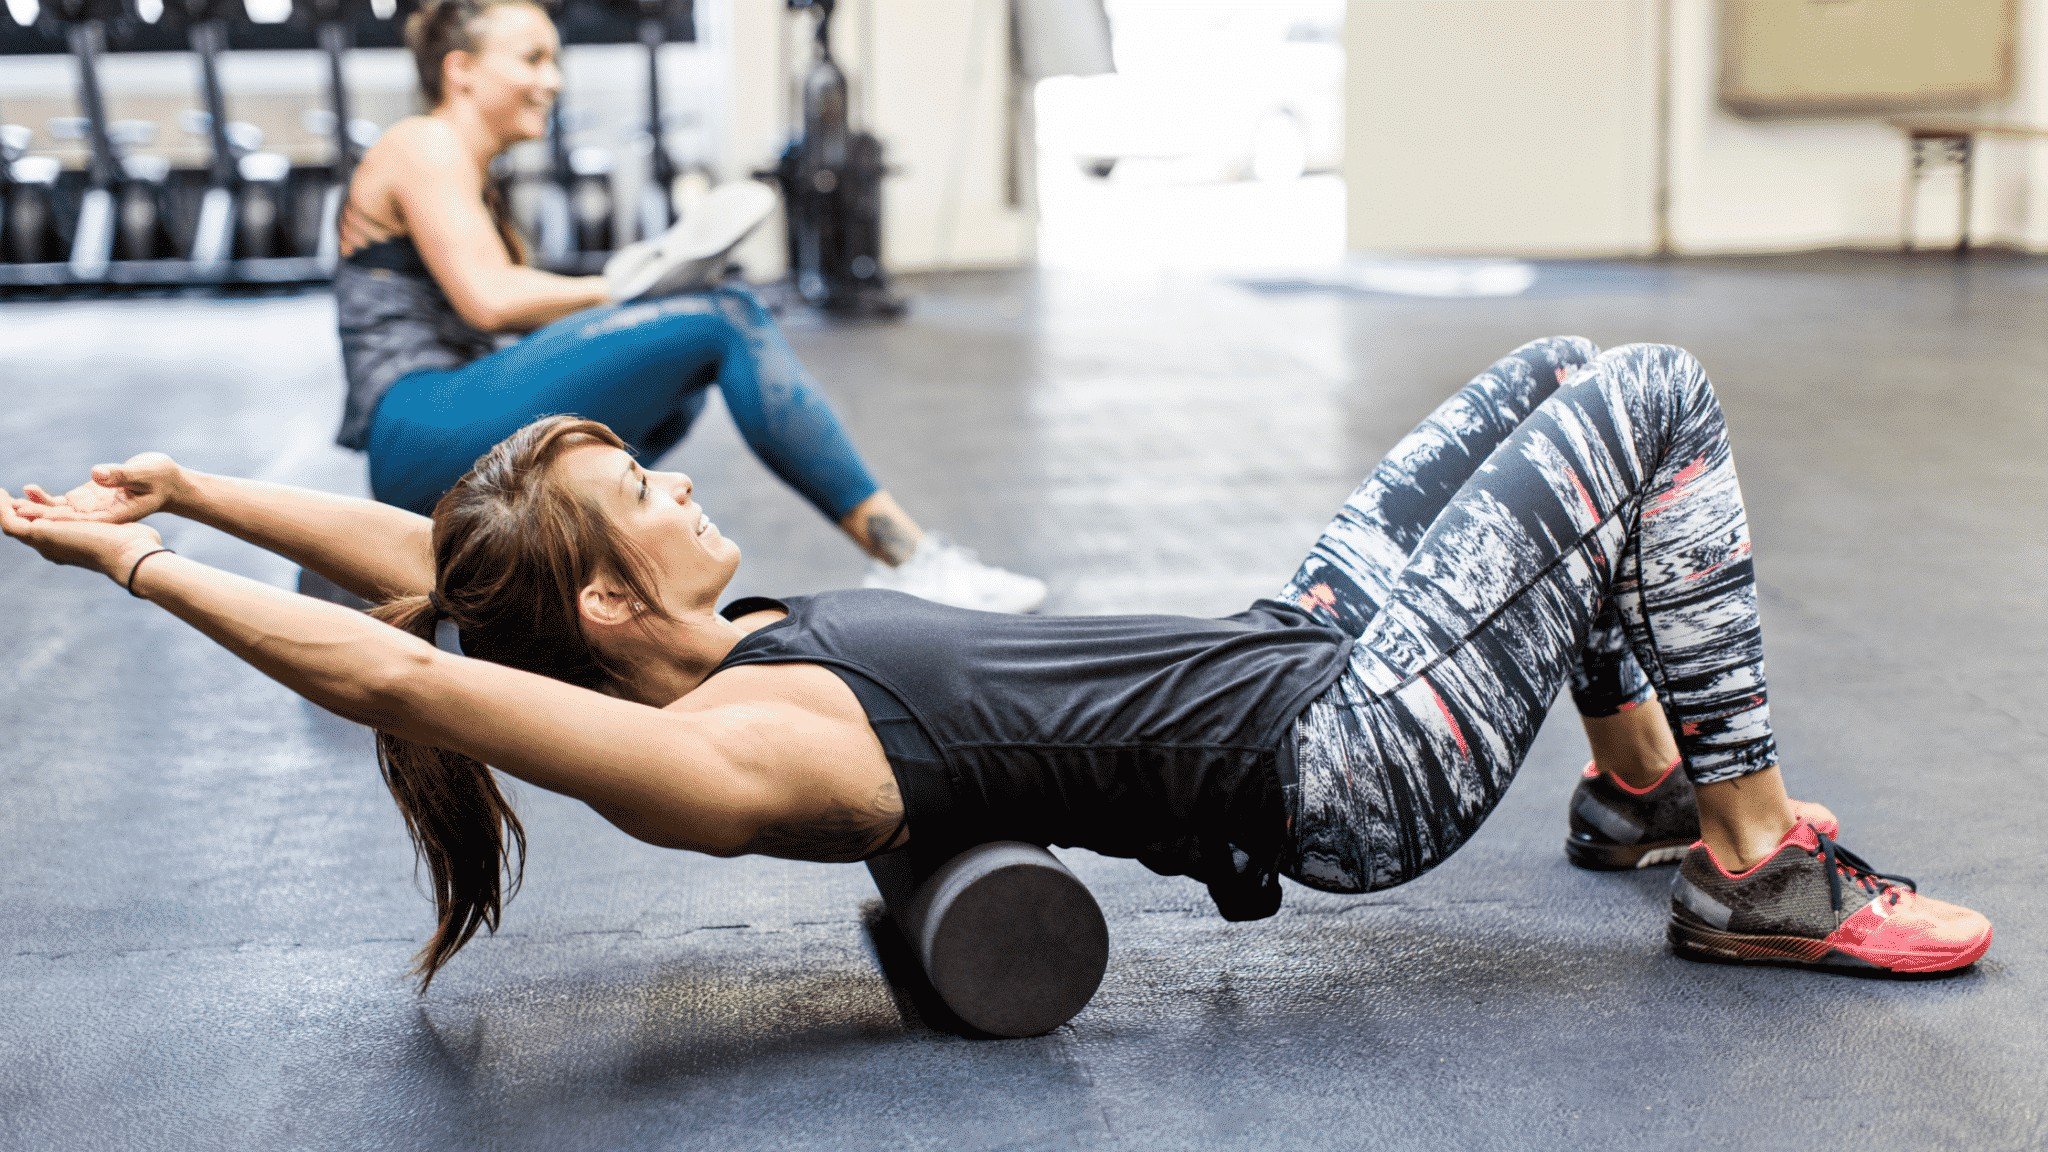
left=125, top=547, right=174, bottom=597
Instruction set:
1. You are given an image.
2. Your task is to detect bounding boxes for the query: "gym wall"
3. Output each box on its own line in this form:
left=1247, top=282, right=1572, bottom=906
left=1342, top=0, right=1659, bottom=258
left=0, top=30, right=732, bottom=241
left=1343, top=0, right=2048, bottom=257
left=0, top=0, right=1027, bottom=281
left=725, top=0, right=1031, bottom=277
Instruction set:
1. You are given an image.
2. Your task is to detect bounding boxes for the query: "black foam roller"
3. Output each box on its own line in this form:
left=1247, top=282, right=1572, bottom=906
left=866, top=841, right=1109, bottom=1038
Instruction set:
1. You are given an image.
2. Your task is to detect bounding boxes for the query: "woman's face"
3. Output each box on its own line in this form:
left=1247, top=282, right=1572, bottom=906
left=446, top=3, right=561, bottom=144
left=559, top=443, right=741, bottom=619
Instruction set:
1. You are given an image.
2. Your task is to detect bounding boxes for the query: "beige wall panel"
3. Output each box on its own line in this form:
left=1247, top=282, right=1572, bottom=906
left=1344, top=0, right=1658, bottom=257
left=866, top=0, right=1033, bottom=271
left=1668, top=0, right=1982, bottom=253
left=2000, top=0, right=2048, bottom=247
left=1335, top=0, right=2048, bottom=257
left=1720, top=0, right=2015, bottom=117
left=723, top=0, right=789, bottom=275
left=723, top=0, right=1030, bottom=275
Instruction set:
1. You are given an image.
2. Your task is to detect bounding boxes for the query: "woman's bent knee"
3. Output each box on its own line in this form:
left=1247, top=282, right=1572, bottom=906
left=1520, top=334, right=1600, bottom=370
left=1594, top=343, right=1716, bottom=425
left=1603, top=343, right=1709, bottom=394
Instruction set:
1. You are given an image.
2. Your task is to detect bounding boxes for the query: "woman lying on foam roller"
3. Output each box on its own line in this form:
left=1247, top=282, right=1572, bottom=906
left=332, top=0, right=1042, bottom=612
left=4, top=339, right=1991, bottom=988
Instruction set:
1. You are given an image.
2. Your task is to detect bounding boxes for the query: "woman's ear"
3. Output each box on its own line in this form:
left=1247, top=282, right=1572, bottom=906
left=443, top=49, right=474, bottom=99
left=577, top=577, right=639, bottom=630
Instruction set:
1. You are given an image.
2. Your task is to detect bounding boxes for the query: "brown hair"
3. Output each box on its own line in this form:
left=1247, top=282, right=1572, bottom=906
left=403, top=0, right=540, bottom=263
left=369, top=415, right=674, bottom=988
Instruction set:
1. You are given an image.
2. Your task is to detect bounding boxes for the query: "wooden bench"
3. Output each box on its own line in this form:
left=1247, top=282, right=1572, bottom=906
left=1892, top=118, right=2048, bottom=253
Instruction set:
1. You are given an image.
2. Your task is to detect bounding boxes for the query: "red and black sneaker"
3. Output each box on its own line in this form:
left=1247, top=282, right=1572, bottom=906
left=1566, top=758, right=1839, bottom=870
left=1669, top=822, right=1992, bottom=975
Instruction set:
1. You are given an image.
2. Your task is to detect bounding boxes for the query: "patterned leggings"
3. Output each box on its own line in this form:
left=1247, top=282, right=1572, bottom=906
left=1279, top=338, right=1774, bottom=894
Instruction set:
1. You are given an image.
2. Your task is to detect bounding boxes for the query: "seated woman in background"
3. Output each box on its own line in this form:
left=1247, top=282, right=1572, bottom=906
left=332, top=0, right=1041, bottom=612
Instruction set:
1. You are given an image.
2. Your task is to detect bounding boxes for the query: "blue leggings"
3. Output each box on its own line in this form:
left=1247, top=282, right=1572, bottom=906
left=367, top=287, right=883, bottom=518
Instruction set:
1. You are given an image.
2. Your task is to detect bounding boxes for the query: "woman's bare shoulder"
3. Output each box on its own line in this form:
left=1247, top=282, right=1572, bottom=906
left=359, top=116, right=471, bottom=181
left=348, top=119, right=476, bottom=237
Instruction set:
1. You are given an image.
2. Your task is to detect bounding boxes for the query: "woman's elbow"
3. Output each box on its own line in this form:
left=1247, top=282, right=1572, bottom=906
left=452, top=297, right=509, bottom=334
left=442, top=277, right=514, bottom=332
left=353, top=646, right=441, bottom=732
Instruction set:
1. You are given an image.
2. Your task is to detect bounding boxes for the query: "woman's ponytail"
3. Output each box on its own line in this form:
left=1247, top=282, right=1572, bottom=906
left=369, top=593, right=527, bottom=990
left=365, top=417, right=655, bottom=987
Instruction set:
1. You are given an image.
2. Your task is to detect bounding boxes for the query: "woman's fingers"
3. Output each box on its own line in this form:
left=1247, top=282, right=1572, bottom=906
left=0, top=496, right=78, bottom=567
left=8, top=457, right=170, bottom=532
left=110, top=453, right=177, bottom=490
left=0, top=491, right=159, bottom=572
left=0, top=492, right=61, bottom=551
left=8, top=487, right=94, bottom=522
left=14, top=501, right=85, bottom=523
left=0, top=490, right=34, bottom=539
left=37, top=476, right=129, bottom=519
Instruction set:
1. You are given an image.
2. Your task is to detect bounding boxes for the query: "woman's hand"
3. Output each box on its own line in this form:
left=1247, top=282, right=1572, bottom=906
left=1, top=489, right=164, bottom=583
left=13, top=452, right=184, bottom=525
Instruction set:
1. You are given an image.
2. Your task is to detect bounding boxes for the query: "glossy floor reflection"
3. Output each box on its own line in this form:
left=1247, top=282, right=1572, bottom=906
left=2, top=256, right=2043, bottom=1151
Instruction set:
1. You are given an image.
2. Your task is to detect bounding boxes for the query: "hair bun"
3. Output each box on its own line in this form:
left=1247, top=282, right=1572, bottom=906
left=404, top=0, right=463, bottom=57
left=406, top=0, right=541, bottom=106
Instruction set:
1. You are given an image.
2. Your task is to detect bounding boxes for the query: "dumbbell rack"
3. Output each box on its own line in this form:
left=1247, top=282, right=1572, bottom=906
left=0, top=0, right=699, bottom=296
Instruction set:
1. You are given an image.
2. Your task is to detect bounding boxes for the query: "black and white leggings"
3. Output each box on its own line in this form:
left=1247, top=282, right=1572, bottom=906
left=1278, top=338, right=1774, bottom=893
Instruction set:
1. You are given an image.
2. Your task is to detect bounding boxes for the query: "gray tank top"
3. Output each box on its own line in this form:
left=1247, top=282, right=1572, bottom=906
left=712, top=589, right=1354, bottom=921
left=333, top=237, right=499, bottom=450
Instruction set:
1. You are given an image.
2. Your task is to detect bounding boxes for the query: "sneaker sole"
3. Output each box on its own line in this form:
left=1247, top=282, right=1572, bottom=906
left=1565, top=834, right=1691, bottom=871
left=658, top=183, right=775, bottom=263
left=619, top=183, right=777, bottom=298
left=1668, top=907, right=1990, bottom=978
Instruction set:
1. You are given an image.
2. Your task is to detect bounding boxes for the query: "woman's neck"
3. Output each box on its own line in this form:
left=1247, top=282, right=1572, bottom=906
left=428, top=105, right=507, bottom=177
left=609, top=613, right=750, bottom=708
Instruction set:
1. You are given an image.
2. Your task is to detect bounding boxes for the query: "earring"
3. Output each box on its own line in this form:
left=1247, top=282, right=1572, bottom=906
left=631, top=601, right=645, bottom=612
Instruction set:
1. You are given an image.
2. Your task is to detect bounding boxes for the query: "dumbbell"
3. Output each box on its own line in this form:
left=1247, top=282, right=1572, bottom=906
left=866, top=841, right=1109, bottom=1038
left=49, top=115, right=177, bottom=262
left=3, top=125, right=67, bottom=265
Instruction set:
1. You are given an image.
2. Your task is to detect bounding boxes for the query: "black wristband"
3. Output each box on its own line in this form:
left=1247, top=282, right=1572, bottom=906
left=124, top=547, right=173, bottom=597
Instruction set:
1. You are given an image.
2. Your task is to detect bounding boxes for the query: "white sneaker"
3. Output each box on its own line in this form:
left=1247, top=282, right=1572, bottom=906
left=863, top=534, right=1048, bottom=614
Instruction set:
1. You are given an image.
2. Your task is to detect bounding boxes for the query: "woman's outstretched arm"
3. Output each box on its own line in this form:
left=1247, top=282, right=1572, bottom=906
left=0, top=502, right=777, bottom=854
left=18, top=453, right=435, bottom=601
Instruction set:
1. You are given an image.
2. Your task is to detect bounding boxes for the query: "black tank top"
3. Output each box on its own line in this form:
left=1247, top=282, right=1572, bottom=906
left=332, top=236, right=498, bottom=450
left=713, top=589, right=1354, bottom=920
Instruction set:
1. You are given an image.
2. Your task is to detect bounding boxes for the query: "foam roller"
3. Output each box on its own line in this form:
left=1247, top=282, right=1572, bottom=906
left=866, top=841, right=1109, bottom=1038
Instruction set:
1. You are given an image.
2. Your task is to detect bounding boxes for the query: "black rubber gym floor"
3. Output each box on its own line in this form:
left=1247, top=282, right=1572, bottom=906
left=3, top=255, right=2043, bottom=1151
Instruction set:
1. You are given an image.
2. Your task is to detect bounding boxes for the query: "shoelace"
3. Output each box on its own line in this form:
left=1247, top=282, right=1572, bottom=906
left=1812, top=829, right=1917, bottom=913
